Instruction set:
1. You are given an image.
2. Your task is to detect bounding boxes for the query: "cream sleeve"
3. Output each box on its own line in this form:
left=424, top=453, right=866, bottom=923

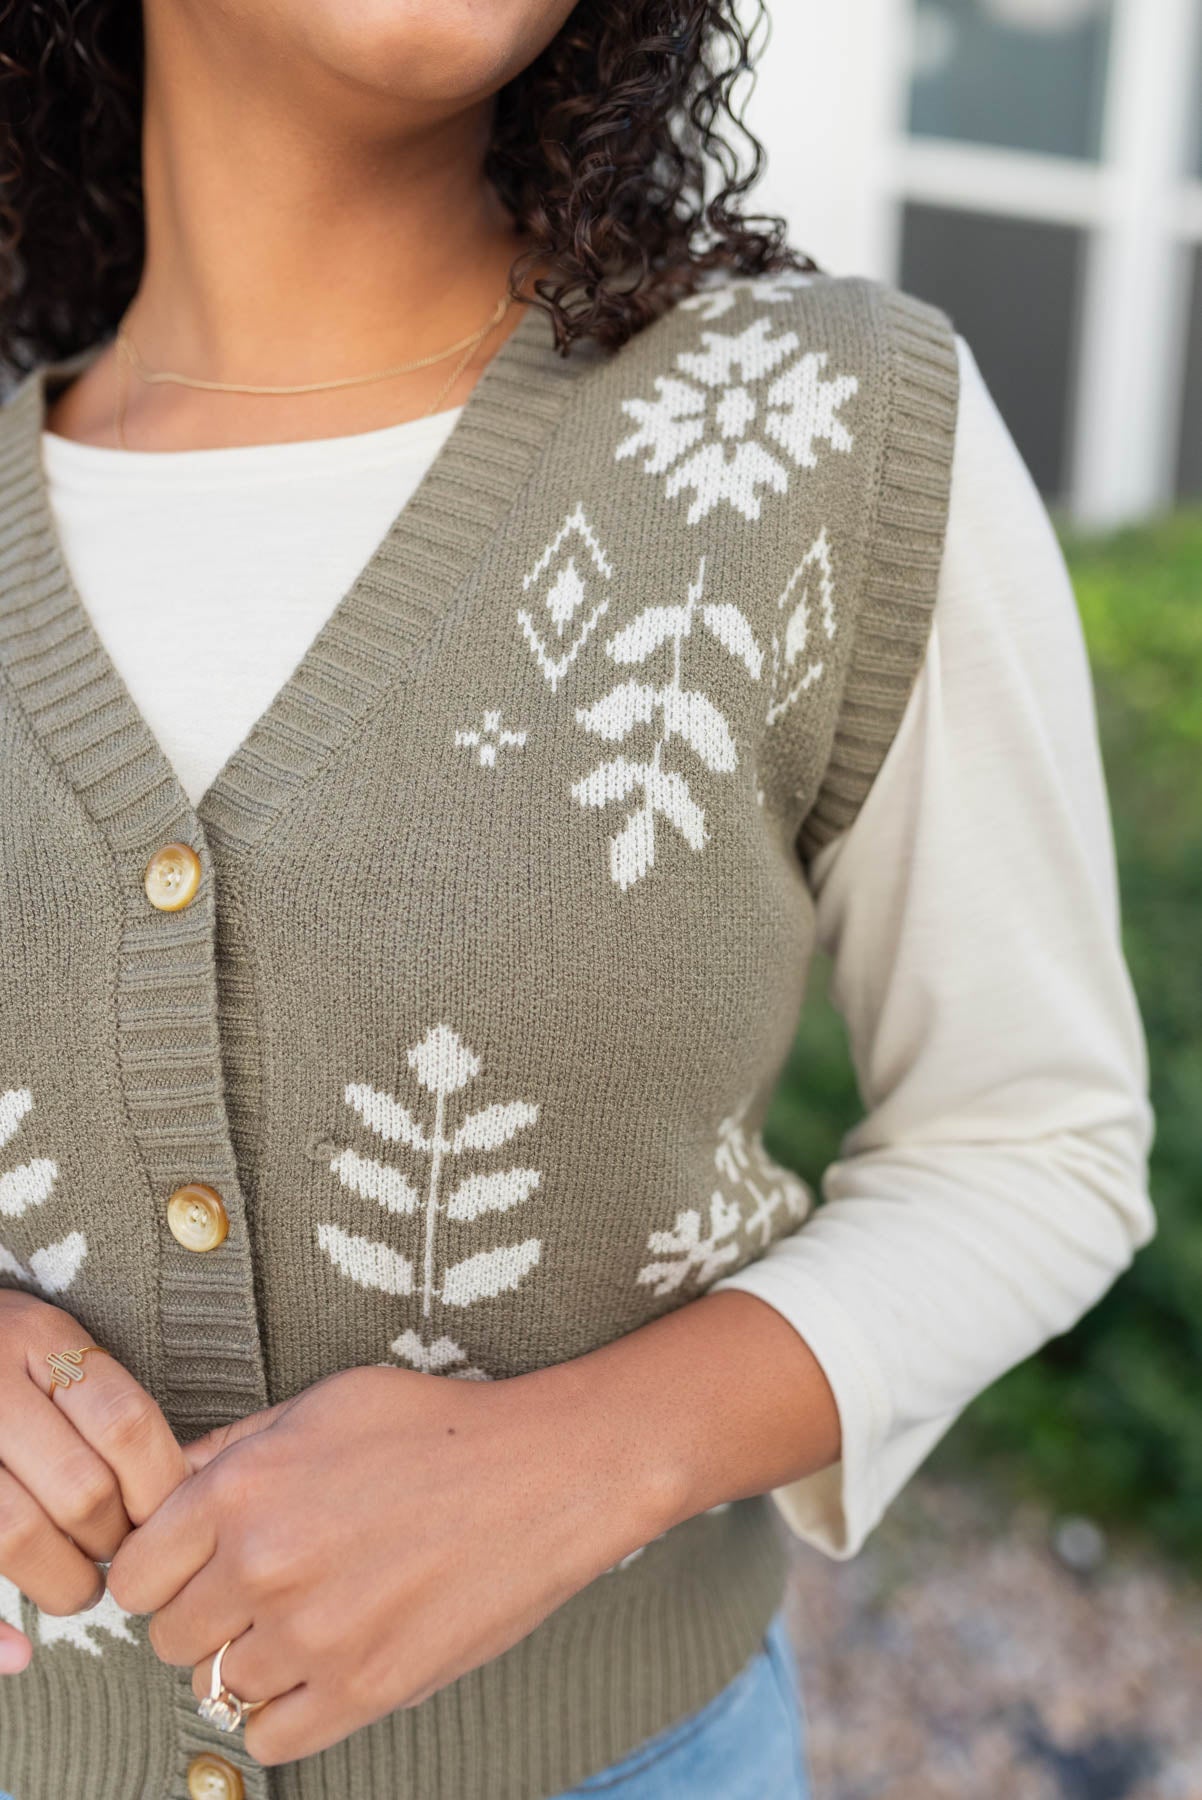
left=710, top=335, right=1156, bottom=1558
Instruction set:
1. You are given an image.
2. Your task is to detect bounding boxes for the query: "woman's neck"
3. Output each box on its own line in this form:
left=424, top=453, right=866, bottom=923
left=47, top=0, right=532, bottom=451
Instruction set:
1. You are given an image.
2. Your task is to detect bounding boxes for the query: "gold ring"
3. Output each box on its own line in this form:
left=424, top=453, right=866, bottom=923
left=197, top=1637, right=270, bottom=1732
left=46, top=1345, right=112, bottom=1394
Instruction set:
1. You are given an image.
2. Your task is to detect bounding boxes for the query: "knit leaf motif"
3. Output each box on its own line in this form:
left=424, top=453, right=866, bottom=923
left=344, top=1082, right=429, bottom=1152
left=0, top=1087, right=85, bottom=1299
left=765, top=528, right=838, bottom=727
left=447, top=1167, right=540, bottom=1221
left=701, top=603, right=764, bottom=680
left=321, top=1025, right=544, bottom=1378
left=441, top=1239, right=542, bottom=1308
left=329, top=1149, right=420, bottom=1214
left=389, top=1331, right=488, bottom=1380
left=660, top=688, right=737, bottom=772
left=316, top=1224, right=414, bottom=1296
left=572, top=557, right=759, bottom=890
left=615, top=313, right=858, bottom=525
left=606, top=608, right=688, bottom=663
left=453, top=1101, right=539, bottom=1155
left=575, top=681, right=658, bottom=741
left=0, top=1087, right=55, bottom=1217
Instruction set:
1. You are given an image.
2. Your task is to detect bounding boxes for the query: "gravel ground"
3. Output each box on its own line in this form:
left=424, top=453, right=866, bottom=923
left=783, top=1479, right=1202, bottom=1800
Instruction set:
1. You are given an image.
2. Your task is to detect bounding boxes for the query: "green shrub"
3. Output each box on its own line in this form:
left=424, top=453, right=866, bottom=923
left=764, top=511, right=1202, bottom=1566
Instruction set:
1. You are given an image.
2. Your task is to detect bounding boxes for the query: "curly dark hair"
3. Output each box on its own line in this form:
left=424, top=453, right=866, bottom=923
left=0, top=0, right=814, bottom=381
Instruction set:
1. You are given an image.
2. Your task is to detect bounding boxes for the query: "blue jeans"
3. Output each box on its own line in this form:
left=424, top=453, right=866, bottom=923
left=553, top=1610, right=810, bottom=1798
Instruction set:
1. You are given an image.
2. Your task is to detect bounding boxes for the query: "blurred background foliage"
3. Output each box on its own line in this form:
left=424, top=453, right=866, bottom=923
left=765, top=511, right=1202, bottom=1570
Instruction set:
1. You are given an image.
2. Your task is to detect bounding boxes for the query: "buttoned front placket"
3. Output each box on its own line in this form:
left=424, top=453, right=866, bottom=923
left=0, top=353, right=274, bottom=1800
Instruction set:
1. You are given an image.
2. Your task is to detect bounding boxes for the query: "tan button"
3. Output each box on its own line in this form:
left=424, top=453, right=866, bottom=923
left=144, top=841, right=202, bottom=911
left=166, top=1183, right=229, bottom=1253
left=186, top=1752, right=245, bottom=1800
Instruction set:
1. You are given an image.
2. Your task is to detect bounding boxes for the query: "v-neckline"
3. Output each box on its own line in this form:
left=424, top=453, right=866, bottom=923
left=0, top=301, right=596, bottom=856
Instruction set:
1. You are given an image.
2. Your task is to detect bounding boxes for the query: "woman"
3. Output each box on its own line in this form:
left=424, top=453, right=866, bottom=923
left=0, top=3, right=1154, bottom=1798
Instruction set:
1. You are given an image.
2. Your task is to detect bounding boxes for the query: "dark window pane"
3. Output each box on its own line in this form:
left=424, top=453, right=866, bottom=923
left=909, top=0, right=1113, bottom=163
left=899, top=202, right=1086, bottom=498
left=1176, top=247, right=1202, bottom=498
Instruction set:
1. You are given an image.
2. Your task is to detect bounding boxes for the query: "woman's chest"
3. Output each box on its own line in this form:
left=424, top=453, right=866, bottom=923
left=205, top=593, right=817, bottom=1383
left=1, top=561, right=819, bottom=1392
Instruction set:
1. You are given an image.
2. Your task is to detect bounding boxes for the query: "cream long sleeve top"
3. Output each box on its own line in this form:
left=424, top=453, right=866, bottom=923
left=39, top=333, right=1156, bottom=1562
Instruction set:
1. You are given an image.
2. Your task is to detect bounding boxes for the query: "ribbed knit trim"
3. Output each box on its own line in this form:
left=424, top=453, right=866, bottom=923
left=0, top=376, right=271, bottom=1426
left=0, top=1627, right=179, bottom=1800
left=797, top=285, right=960, bottom=859
left=0, top=1501, right=784, bottom=1800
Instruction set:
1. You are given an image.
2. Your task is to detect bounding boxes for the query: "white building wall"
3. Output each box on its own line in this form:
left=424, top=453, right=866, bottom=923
left=744, top=0, right=1202, bottom=527
left=747, top=0, right=907, bottom=279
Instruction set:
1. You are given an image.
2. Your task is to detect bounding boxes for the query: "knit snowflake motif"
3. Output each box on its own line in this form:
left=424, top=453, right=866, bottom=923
left=678, top=269, right=818, bottom=323
left=635, top=1193, right=743, bottom=1298
left=615, top=316, right=859, bottom=525
left=634, top=1096, right=811, bottom=1299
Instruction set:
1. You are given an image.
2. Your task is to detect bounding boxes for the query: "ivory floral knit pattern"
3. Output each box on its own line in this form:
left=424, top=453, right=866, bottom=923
left=0, top=1573, right=137, bottom=1660
left=637, top=1097, right=811, bottom=1298
left=570, top=555, right=762, bottom=890
left=0, top=271, right=959, bottom=1800
left=615, top=301, right=859, bottom=524
left=320, top=1023, right=544, bottom=1379
left=505, top=278, right=871, bottom=891
left=0, top=1087, right=86, bottom=1297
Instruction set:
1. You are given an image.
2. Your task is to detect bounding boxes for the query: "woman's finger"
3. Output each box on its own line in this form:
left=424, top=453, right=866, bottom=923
left=27, top=1339, right=189, bottom=1524
left=106, top=1470, right=216, bottom=1616
left=0, top=1467, right=105, bottom=1618
left=189, top=1619, right=302, bottom=1710
left=181, top=1401, right=291, bottom=1477
left=243, top=1680, right=354, bottom=1769
left=0, top=1376, right=130, bottom=1562
left=147, top=1556, right=249, bottom=1669
left=0, top=1619, right=33, bottom=1676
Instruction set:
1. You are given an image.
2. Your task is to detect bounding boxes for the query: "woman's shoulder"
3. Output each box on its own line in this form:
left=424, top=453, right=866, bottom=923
left=598, top=267, right=962, bottom=499
left=588, top=266, right=961, bottom=540
left=621, top=266, right=959, bottom=384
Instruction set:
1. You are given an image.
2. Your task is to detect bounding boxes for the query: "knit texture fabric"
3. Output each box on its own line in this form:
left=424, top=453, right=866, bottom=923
left=0, top=271, right=959, bottom=1800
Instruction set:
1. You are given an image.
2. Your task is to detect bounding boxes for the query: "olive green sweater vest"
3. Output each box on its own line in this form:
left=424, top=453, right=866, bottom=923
left=0, top=272, right=959, bottom=1800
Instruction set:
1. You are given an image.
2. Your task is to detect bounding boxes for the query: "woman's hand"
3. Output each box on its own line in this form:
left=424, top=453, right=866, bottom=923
left=107, top=1289, right=840, bottom=1768
left=106, top=1359, right=681, bottom=1766
left=0, top=1288, right=190, bottom=1673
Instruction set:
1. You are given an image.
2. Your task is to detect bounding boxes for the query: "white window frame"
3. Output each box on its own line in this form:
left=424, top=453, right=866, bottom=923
left=751, top=0, right=1202, bottom=527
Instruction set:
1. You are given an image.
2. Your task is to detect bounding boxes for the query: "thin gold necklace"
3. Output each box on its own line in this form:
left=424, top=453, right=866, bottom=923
left=111, top=290, right=513, bottom=449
